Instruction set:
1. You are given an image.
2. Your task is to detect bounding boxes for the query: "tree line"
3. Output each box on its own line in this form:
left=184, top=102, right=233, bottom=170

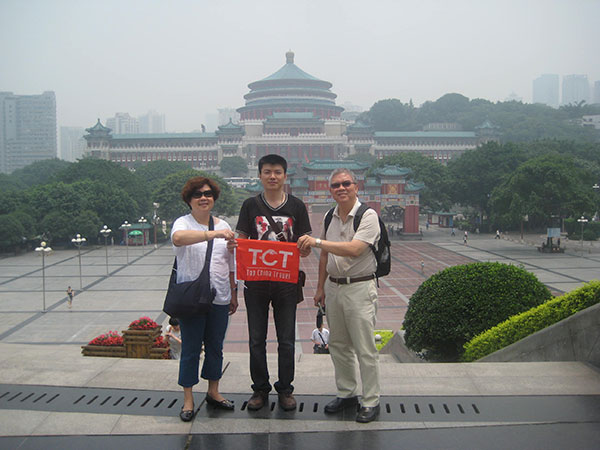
left=0, top=159, right=239, bottom=251
left=373, top=140, right=600, bottom=234
left=358, top=94, right=600, bottom=143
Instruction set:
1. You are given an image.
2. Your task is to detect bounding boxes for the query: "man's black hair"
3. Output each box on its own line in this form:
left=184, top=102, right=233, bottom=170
left=168, top=317, right=179, bottom=326
left=258, top=154, right=287, bottom=174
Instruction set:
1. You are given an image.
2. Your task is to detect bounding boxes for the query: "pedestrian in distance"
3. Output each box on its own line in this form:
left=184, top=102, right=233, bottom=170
left=165, top=317, right=182, bottom=360
left=298, top=167, right=382, bottom=423
left=66, top=286, right=74, bottom=309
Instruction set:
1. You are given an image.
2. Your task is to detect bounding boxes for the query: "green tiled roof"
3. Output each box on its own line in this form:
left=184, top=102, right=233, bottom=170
left=248, top=52, right=333, bottom=90
left=261, top=62, right=321, bottom=83
left=365, top=178, right=381, bottom=186
left=112, top=132, right=217, bottom=139
left=302, top=160, right=370, bottom=171
left=217, top=119, right=243, bottom=131
left=290, top=178, right=309, bottom=188
left=85, top=119, right=111, bottom=135
left=406, top=181, right=425, bottom=192
left=375, top=131, right=476, bottom=138
left=374, top=166, right=411, bottom=177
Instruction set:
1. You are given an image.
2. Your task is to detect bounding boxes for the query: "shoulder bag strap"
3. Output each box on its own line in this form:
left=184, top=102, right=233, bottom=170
left=254, top=195, right=286, bottom=241
left=318, top=331, right=326, bottom=345
left=202, top=215, right=215, bottom=271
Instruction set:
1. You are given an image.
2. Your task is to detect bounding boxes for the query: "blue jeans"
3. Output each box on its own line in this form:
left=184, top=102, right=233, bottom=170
left=178, top=304, right=229, bottom=387
left=244, top=280, right=297, bottom=394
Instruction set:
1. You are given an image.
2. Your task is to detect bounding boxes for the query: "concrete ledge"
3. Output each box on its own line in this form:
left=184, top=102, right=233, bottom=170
left=379, top=332, right=423, bottom=363
left=480, top=303, right=600, bottom=366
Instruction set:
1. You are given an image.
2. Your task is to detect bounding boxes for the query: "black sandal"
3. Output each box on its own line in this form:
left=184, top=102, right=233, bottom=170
left=180, top=406, right=195, bottom=422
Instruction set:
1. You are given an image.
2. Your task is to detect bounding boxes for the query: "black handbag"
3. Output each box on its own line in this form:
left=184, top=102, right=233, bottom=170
left=254, top=195, right=305, bottom=303
left=163, top=216, right=216, bottom=317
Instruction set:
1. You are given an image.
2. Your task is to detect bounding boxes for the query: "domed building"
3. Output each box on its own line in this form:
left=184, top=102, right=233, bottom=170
left=84, top=51, right=498, bottom=234
left=238, top=50, right=343, bottom=121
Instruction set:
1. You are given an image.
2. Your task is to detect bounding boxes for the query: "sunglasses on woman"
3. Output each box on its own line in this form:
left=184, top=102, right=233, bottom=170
left=191, top=190, right=214, bottom=198
left=330, top=180, right=355, bottom=189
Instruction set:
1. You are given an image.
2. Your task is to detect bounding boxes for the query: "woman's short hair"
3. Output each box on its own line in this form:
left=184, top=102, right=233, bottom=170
left=181, top=176, right=221, bottom=208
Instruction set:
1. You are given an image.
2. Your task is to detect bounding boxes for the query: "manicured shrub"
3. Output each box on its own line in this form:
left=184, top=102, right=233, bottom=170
left=402, top=262, right=551, bottom=361
left=462, top=280, right=600, bottom=361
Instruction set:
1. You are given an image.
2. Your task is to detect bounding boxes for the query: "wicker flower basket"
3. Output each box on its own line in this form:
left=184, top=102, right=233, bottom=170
left=122, top=326, right=162, bottom=359
left=81, top=345, right=126, bottom=358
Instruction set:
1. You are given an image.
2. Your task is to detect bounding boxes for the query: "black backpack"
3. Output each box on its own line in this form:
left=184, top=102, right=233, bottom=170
left=324, top=204, right=391, bottom=280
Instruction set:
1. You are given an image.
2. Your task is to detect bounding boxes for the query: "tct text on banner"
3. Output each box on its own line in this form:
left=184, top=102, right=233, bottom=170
left=236, top=239, right=299, bottom=284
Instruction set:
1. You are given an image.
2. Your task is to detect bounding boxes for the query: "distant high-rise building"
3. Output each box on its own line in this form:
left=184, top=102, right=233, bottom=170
left=562, top=75, right=590, bottom=105
left=59, top=126, right=86, bottom=162
left=532, top=74, right=559, bottom=108
left=106, top=113, right=139, bottom=134
left=0, top=91, right=57, bottom=174
left=217, top=108, right=240, bottom=126
left=138, top=110, right=166, bottom=133
left=592, top=81, right=600, bottom=105
left=204, top=113, right=218, bottom=132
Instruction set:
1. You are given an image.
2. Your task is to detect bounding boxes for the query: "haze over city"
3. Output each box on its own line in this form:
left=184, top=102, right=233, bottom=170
left=1, top=0, right=599, bottom=132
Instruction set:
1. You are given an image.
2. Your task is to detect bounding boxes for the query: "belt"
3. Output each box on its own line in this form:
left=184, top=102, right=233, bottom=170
left=328, top=274, right=375, bottom=285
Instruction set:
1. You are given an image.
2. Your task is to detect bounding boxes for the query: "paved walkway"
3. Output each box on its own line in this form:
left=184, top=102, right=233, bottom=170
left=0, top=218, right=599, bottom=448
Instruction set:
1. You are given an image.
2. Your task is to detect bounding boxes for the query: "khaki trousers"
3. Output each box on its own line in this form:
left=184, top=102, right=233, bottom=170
left=325, top=278, right=380, bottom=407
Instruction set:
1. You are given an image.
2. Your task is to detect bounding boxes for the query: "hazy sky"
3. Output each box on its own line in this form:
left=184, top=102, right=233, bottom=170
left=2, top=0, right=599, bottom=132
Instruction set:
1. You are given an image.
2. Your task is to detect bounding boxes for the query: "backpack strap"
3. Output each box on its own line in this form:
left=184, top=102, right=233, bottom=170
left=352, top=203, right=371, bottom=232
left=323, top=207, right=335, bottom=238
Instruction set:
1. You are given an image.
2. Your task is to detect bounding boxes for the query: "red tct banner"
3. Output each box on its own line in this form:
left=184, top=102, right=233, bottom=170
left=236, top=239, right=299, bottom=284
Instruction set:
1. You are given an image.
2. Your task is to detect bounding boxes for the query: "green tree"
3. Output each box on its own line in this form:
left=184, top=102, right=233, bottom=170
left=10, top=210, right=37, bottom=239
left=490, top=153, right=596, bottom=229
left=220, top=156, right=248, bottom=177
left=447, top=141, right=528, bottom=229
left=133, top=160, right=191, bottom=186
left=152, top=170, right=238, bottom=221
left=53, top=158, right=149, bottom=216
left=74, top=180, right=139, bottom=231
left=0, top=173, right=25, bottom=192
left=0, top=214, right=25, bottom=250
left=358, top=99, right=417, bottom=131
left=9, top=158, right=72, bottom=188
left=372, top=152, right=451, bottom=211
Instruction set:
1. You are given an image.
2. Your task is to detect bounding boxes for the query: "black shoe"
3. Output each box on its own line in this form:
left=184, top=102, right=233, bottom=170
left=278, top=391, right=297, bottom=411
left=324, top=396, right=359, bottom=414
left=356, top=404, right=380, bottom=423
left=179, top=407, right=195, bottom=422
left=247, top=391, right=269, bottom=411
left=205, top=394, right=234, bottom=411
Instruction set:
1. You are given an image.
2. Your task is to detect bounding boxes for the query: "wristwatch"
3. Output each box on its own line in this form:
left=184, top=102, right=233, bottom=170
left=315, top=238, right=322, bottom=248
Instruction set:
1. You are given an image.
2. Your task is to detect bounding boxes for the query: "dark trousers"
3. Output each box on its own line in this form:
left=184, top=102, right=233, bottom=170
left=178, top=304, right=229, bottom=387
left=244, top=280, right=297, bottom=394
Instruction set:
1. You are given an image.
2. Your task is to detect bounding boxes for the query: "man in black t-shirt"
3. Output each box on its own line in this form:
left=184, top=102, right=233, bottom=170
left=231, top=154, right=311, bottom=412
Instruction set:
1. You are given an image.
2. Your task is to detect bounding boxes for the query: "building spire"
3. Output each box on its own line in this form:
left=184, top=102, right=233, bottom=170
left=286, top=50, right=294, bottom=64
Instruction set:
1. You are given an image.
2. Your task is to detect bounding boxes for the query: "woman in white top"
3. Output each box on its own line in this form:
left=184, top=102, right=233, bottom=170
left=171, top=176, right=237, bottom=421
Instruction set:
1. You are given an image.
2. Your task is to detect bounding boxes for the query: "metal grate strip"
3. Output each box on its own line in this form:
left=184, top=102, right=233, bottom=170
left=0, top=384, right=599, bottom=423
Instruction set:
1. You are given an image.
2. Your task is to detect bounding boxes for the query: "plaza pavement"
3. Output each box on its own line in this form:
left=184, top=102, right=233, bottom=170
left=0, top=215, right=599, bottom=448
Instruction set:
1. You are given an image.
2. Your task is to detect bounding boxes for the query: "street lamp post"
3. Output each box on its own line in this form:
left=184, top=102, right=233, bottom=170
left=139, top=216, right=148, bottom=255
left=99, top=225, right=111, bottom=275
left=35, top=241, right=52, bottom=312
left=152, top=202, right=160, bottom=249
left=594, top=184, right=599, bottom=221
left=577, top=216, right=588, bottom=254
left=71, top=234, right=87, bottom=289
left=121, top=221, right=131, bottom=263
